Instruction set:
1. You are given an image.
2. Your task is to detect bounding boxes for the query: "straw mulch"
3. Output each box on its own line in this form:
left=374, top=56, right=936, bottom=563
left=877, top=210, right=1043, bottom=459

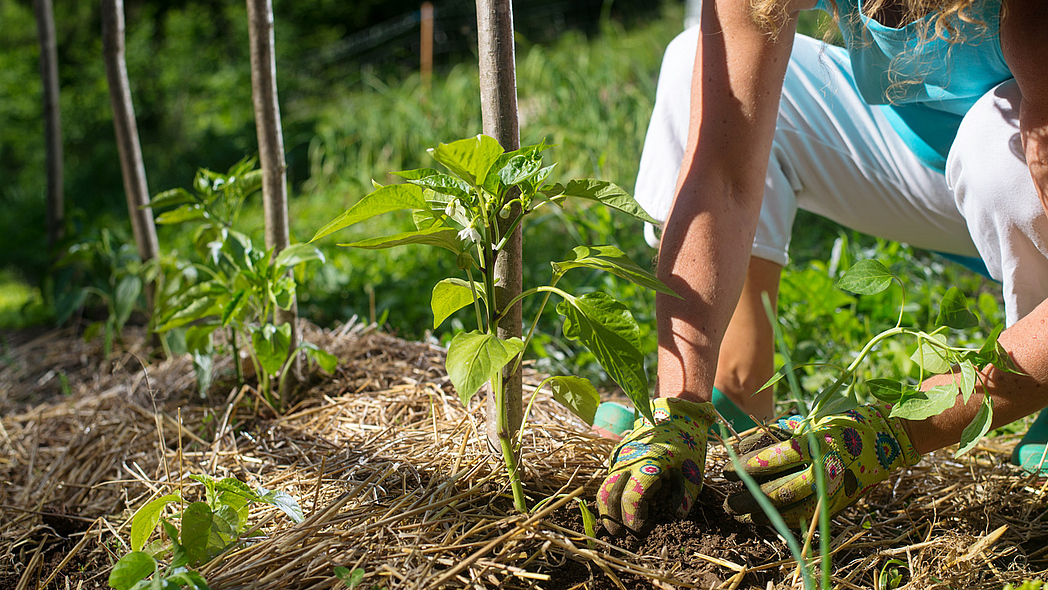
left=1, top=321, right=1046, bottom=590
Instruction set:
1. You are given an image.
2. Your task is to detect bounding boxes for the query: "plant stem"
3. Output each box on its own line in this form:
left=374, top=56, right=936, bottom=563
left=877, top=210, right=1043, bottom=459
left=493, top=372, right=528, bottom=512
left=465, top=267, right=485, bottom=332
left=811, top=326, right=906, bottom=416
left=231, top=327, right=244, bottom=386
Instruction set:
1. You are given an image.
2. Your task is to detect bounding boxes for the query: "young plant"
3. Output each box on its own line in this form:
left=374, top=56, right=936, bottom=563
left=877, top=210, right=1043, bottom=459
left=148, top=159, right=336, bottom=409
left=312, top=135, right=674, bottom=511
left=108, top=474, right=304, bottom=590
left=795, top=259, right=1018, bottom=457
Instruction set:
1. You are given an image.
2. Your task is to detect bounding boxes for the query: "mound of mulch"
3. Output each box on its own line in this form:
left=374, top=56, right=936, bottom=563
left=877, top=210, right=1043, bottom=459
left=1, top=322, right=1046, bottom=589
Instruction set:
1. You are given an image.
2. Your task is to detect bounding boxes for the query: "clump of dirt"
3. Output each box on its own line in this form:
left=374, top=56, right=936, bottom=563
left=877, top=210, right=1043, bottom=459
left=541, top=487, right=787, bottom=590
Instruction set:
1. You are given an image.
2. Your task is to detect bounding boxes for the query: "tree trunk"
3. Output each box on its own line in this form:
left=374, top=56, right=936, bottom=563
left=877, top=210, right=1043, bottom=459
left=34, top=0, right=63, bottom=253
left=247, top=0, right=299, bottom=377
left=101, top=0, right=159, bottom=272
left=475, top=0, right=522, bottom=449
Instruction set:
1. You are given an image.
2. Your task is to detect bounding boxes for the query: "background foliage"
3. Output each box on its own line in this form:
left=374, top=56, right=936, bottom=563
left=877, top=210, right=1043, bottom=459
left=0, top=0, right=1004, bottom=413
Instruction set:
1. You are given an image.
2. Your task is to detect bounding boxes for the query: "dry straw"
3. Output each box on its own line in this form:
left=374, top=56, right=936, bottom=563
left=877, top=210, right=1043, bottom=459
left=2, top=322, right=1046, bottom=589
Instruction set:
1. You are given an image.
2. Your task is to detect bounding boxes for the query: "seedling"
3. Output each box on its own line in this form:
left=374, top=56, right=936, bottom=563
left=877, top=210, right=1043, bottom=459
left=313, top=135, right=674, bottom=511
left=108, top=474, right=303, bottom=590
left=147, top=158, right=336, bottom=409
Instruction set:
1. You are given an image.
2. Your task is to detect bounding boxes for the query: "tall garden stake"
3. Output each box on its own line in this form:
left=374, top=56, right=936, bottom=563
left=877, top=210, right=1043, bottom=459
left=475, top=0, right=523, bottom=461
left=247, top=0, right=300, bottom=383
left=101, top=0, right=159, bottom=292
left=34, top=0, right=63, bottom=253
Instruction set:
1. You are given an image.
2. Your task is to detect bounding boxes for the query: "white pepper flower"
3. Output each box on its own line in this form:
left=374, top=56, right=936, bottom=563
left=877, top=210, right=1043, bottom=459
left=457, top=224, right=482, bottom=245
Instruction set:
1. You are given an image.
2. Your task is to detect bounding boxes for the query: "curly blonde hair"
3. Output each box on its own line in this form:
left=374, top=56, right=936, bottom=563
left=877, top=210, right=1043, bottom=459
left=751, top=0, right=986, bottom=41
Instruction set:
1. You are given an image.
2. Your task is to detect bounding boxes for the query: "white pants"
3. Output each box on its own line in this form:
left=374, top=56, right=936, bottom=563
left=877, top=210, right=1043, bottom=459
left=635, top=29, right=1048, bottom=325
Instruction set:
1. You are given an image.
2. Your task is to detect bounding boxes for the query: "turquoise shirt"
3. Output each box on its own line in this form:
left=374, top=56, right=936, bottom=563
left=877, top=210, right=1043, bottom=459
left=812, top=0, right=1012, bottom=171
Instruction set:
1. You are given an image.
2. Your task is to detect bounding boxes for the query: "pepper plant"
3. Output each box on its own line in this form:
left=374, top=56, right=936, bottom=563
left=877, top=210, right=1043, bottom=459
left=312, top=135, right=675, bottom=511
left=148, top=158, right=335, bottom=410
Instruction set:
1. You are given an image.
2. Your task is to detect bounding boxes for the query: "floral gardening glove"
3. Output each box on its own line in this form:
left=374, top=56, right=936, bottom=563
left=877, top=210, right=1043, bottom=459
left=723, top=403, right=920, bottom=527
left=597, top=397, right=717, bottom=535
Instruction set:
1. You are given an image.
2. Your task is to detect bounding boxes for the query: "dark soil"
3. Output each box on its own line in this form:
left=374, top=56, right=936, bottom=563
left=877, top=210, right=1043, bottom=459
left=541, top=485, right=787, bottom=590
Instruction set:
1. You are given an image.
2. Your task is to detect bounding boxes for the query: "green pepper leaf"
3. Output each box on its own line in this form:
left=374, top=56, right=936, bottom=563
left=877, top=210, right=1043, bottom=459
left=910, top=333, right=951, bottom=374
left=446, top=331, right=525, bottom=406
left=147, top=188, right=196, bottom=210
left=311, top=184, right=427, bottom=243
left=542, top=179, right=657, bottom=224
left=958, top=360, right=978, bottom=404
left=114, top=275, right=143, bottom=328
left=431, top=278, right=485, bottom=329
left=556, top=292, right=651, bottom=423
left=429, top=135, right=505, bottom=187
left=155, top=204, right=207, bottom=225
left=338, top=226, right=463, bottom=255
left=300, top=342, right=339, bottom=373
left=256, top=487, right=305, bottom=523
left=130, top=494, right=182, bottom=552
left=180, top=502, right=213, bottom=566
left=546, top=375, right=601, bottom=425
left=836, top=259, right=894, bottom=295
left=274, top=243, right=325, bottom=270
left=108, top=552, right=157, bottom=590
left=393, top=168, right=472, bottom=200
left=551, top=245, right=677, bottom=296
left=251, top=323, right=293, bottom=377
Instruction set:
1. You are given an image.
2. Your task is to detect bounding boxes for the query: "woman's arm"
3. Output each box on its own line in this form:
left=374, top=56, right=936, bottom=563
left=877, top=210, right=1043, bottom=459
left=655, top=0, right=811, bottom=403
left=905, top=0, right=1048, bottom=453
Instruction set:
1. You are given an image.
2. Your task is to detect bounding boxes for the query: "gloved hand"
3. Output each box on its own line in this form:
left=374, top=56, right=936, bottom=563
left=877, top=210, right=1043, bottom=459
left=597, top=397, right=716, bottom=535
left=724, top=403, right=921, bottom=527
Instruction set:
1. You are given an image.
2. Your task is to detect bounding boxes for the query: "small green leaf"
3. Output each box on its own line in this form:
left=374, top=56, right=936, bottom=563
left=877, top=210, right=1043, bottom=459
left=147, top=188, right=196, bottom=210
left=257, top=488, right=305, bottom=523
left=496, top=153, right=544, bottom=187
left=910, top=333, right=951, bottom=374
left=551, top=245, right=677, bottom=296
left=164, top=567, right=211, bottom=590
left=214, top=477, right=263, bottom=503
left=958, top=360, right=978, bottom=404
left=301, top=343, right=339, bottom=373
left=865, top=379, right=913, bottom=404
left=431, top=278, right=484, bottom=329
left=556, top=292, right=652, bottom=423
left=221, top=290, right=247, bottom=327
left=547, top=376, right=601, bottom=425
left=155, top=204, right=207, bottom=225
left=576, top=498, right=597, bottom=549
left=393, top=168, right=472, bottom=200
left=542, top=179, right=657, bottom=224
left=955, top=397, right=993, bottom=457
left=114, top=275, right=143, bottom=328
left=108, top=552, right=157, bottom=590
left=338, top=226, right=463, bottom=255
left=936, top=287, right=979, bottom=329
left=429, top=135, right=505, bottom=186
left=446, top=331, right=525, bottom=406
left=251, top=323, right=293, bottom=377
left=274, top=243, right=325, bottom=269
left=334, top=566, right=366, bottom=589
left=180, top=502, right=214, bottom=566
left=889, top=385, right=957, bottom=421
left=130, top=493, right=181, bottom=552
left=311, top=184, right=427, bottom=242
left=836, top=259, right=894, bottom=295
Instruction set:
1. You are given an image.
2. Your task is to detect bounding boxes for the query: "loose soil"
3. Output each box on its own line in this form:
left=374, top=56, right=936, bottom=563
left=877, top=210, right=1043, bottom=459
left=2, top=322, right=1047, bottom=589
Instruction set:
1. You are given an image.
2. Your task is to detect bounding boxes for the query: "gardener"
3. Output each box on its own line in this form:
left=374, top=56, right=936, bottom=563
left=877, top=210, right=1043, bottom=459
left=596, top=0, right=1048, bottom=535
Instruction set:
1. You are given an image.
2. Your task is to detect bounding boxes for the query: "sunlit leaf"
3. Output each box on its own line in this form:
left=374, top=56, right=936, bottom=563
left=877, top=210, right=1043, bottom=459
left=431, top=278, right=484, bottom=329
left=955, top=397, right=993, bottom=457
left=155, top=204, right=207, bottom=225
left=551, top=245, right=677, bottom=296
left=108, top=552, right=156, bottom=590
left=556, top=292, right=652, bottom=423
left=542, top=179, right=657, bottom=224
left=274, top=243, right=325, bottom=269
left=300, top=342, right=338, bottom=373
left=889, top=385, right=957, bottom=421
left=429, top=135, right=505, bottom=186
left=251, top=323, right=292, bottom=377
left=393, top=168, right=472, bottom=200
left=958, top=360, right=978, bottom=404
left=446, top=331, right=524, bottom=406
left=180, top=502, right=213, bottom=566
left=147, top=188, right=196, bottom=210
left=257, top=488, right=305, bottom=523
left=339, top=226, right=463, bottom=255
left=836, top=259, right=894, bottom=295
left=547, top=376, right=601, bottom=425
left=311, top=184, right=427, bottom=242
left=865, top=379, right=914, bottom=404
left=130, top=494, right=181, bottom=552
left=935, top=287, right=979, bottom=329
left=910, top=333, right=951, bottom=374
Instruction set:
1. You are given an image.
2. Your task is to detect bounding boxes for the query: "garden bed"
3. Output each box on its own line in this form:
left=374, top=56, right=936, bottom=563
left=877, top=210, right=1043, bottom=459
left=1, top=323, right=1046, bottom=589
